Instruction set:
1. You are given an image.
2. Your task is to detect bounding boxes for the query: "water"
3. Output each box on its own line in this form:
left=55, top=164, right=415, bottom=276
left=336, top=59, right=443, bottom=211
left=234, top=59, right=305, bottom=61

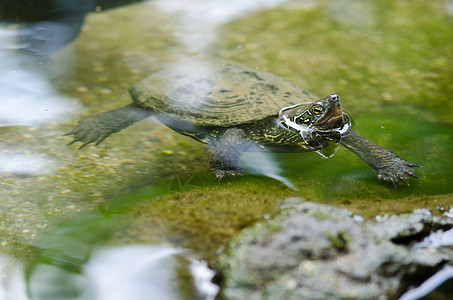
left=1, top=245, right=218, bottom=300
left=1, top=0, right=452, bottom=299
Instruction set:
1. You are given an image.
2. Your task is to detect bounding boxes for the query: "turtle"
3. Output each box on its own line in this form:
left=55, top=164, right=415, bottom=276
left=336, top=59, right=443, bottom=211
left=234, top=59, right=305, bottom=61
left=66, top=60, right=419, bottom=186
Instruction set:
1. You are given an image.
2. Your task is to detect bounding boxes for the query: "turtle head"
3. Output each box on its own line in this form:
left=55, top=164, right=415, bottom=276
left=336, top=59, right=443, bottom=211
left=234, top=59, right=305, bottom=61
left=278, top=94, right=345, bottom=132
left=278, top=94, right=351, bottom=156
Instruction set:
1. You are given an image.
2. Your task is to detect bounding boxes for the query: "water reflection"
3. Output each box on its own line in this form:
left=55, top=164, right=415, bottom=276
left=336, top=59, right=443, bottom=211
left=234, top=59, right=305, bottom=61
left=0, top=0, right=147, bottom=56
left=240, top=148, right=295, bottom=189
left=399, top=266, right=453, bottom=300
left=153, top=0, right=288, bottom=54
left=0, top=28, right=79, bottom=126
left=0, top=254, right=27, bottom=300
left=1, top=245, right=218, bottom=300
left=0, top=148, right=56, bottom=175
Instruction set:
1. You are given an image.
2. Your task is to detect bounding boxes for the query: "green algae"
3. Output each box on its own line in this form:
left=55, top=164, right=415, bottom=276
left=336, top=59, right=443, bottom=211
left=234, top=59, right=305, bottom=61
left=112, top=177, right=295, bottom=262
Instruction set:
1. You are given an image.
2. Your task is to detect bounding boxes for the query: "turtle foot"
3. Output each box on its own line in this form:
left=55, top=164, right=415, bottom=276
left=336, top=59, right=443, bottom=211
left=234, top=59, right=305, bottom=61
left=212, top=168, right=243, bottom=181
left=65, top=104, right=150, bottom=149
left=376, top=157, right=420, bottom=187
left=65, top=115, right=113, bottom=149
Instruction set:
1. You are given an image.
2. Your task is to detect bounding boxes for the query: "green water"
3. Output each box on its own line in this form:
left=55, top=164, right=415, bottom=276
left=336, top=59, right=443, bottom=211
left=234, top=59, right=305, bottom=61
left=1, top=0, right=452, bottom=298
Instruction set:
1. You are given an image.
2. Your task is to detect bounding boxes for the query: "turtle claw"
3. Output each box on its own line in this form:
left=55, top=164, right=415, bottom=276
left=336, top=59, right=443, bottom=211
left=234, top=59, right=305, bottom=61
left=411, top=173, right=420, bottom=180
left=400, top=176, right=408, bottom=186
left=375, top=157, right=420, bottom=187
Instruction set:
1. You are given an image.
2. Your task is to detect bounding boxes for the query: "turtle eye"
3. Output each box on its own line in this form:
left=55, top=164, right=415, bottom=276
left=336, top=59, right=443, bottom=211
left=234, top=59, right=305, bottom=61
left=311, top=104, right=324, bottom=115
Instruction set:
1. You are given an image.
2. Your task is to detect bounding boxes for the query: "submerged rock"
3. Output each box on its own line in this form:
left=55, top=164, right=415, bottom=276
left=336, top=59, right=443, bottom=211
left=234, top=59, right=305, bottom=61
left=219, top=199, right=453, bottom=300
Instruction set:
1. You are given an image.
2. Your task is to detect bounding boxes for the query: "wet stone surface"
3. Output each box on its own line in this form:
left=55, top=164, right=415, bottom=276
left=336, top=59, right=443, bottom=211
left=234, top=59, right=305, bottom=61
left=219, top=199, right=453, bottom=300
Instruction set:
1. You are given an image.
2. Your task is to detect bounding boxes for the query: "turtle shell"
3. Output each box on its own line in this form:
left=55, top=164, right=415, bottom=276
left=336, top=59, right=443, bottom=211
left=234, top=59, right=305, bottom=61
left=129, top=60, right=319, bottom=127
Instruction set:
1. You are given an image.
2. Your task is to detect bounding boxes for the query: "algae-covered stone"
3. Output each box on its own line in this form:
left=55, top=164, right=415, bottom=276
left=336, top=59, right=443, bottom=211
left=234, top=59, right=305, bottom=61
left=219, top=200, right=453, bottom=300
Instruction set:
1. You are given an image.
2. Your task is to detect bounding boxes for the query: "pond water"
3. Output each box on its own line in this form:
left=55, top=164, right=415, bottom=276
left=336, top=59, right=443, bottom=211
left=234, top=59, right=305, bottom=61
left=1, top=0, right=452, bottom=299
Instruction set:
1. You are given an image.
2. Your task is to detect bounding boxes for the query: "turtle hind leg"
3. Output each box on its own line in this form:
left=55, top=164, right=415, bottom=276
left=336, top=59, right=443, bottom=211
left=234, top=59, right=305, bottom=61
left=209, top=128, right=252, bottom=180
left=66, top=103, right=152, bottom=148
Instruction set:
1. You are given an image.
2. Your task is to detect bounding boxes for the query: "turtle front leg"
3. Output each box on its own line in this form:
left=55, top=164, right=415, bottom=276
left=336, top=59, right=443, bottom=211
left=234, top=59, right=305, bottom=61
left=341, top=129, right=420, bottom=186
left=66, top=103, right=152, bottom=148
left=209, top=128, right=252, bottom=180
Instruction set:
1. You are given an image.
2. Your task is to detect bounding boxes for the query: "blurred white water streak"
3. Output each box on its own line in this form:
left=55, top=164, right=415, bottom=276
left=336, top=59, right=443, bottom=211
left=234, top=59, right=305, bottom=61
left=152, top=0, right=289, bottom=54
left=0, top=245, right=218, bottom=300
left=0, top=27, right=79, bottom=126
